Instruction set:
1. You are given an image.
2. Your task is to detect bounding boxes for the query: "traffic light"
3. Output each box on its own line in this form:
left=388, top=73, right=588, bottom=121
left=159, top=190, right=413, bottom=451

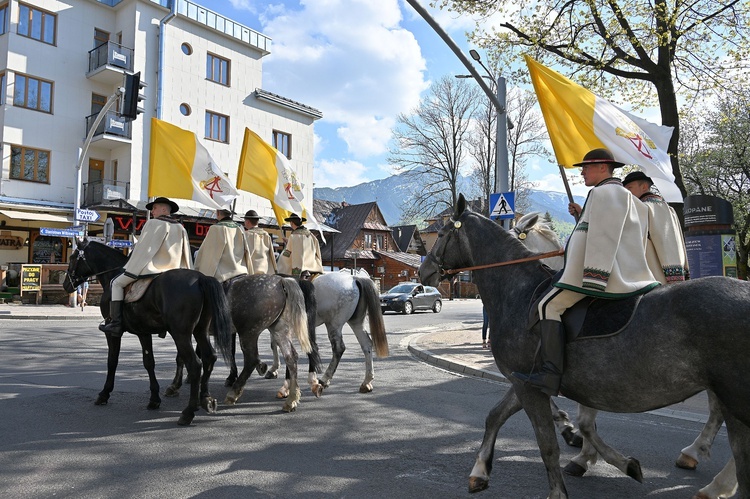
left=121, top=72, right=146, bottom=120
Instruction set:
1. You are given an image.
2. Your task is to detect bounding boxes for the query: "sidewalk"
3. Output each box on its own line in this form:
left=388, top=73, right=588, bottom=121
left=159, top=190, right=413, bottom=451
left=0, top=302, right=102, bottom=320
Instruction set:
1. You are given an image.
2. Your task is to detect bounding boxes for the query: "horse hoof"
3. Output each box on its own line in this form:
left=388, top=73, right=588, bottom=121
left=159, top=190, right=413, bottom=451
left=562, top=427, right=583, bottom=448
left=468, top=476, right=489, bottom=493
left=164, top=386, right=179, bottom=398
left=563, top=462, right=587, bottom=477
left=224, top=377, right=237, bottom=388
left=147, top=401, right=161, bottom=410
left=265, top=371, right=278, bottom=380
left=94, top=397, right=108, bottom=406
left=257, top=363, right=268, bottom=376
left=311, top=384, right=324, bottom=398
left=692, top=493, right=711, bottom=499
left=625, top=457, right=643, bottom=483
left=224, top=396, right=237, bottom=405
left=676, top=453, right=698, bottom=470
left=359, top=383, right=373, bottom=393
left=177, top=414, right=194, bottom=426
left=282, top=402, right=297, bottom=412
left=202, top=397, right=218, bottom=414
left=276, top=390, right=289, bottom=399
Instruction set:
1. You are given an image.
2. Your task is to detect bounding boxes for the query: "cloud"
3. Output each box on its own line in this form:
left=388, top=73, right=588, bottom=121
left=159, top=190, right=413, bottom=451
left=315, top=158, right=371, bottom=188
left=532, top=172, right=590, bottom=197
left=256, top=0, right=428, bottom=158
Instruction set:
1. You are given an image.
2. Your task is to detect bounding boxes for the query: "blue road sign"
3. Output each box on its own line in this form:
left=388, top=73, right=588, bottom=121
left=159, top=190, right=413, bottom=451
left=40, top=227, right=84, bottom=238
left=107, top=239, right=133, bottom=248
left=489, top=192, right=515, bottom=220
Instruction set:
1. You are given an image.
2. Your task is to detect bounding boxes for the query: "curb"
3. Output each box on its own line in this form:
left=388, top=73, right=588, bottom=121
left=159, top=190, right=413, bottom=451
left=407, top=343, right=506, bottom=383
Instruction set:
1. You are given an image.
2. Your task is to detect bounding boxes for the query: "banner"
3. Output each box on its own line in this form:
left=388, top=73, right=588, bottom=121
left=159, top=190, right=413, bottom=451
left=148, top=118, right=239, bottom=210
left=525, top=55, right=683, bottom=202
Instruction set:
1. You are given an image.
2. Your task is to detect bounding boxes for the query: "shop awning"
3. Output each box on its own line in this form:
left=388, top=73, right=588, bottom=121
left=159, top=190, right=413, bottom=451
left=0, top=209, right=74, bottom=223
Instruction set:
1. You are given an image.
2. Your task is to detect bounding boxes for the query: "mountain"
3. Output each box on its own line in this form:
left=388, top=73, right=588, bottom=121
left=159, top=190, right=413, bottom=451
left=314, top=174, right=585, bottom=227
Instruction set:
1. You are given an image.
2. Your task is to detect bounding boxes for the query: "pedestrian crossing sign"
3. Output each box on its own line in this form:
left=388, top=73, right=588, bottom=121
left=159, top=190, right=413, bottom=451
left=489, top=192, right=515, bottom=220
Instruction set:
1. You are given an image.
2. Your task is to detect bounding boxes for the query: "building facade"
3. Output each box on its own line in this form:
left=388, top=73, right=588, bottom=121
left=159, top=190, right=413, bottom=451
left=0, top=0, right=320, bottom=273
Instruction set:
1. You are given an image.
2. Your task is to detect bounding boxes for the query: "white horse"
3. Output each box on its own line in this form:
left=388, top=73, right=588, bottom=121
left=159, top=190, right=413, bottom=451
left=272, top=271, right=389, bottom=396
left=517, top=212, right=736, bottom=499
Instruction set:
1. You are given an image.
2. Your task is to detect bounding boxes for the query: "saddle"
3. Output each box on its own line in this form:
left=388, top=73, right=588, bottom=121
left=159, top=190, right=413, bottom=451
left=528, top=271, right=642, bottom=342
left=124, top=277, right=155, bottom=303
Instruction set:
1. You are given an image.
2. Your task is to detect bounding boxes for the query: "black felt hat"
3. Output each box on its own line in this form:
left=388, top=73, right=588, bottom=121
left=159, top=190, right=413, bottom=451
left=573, top=148, right=626, bottom=168
left=145, top=196, right=179, bottom=214
left=243, top=210, right=261, bottom=220
left=622, top=171, right=654, bottom=186
left=284, top=213, right=306, bottom=224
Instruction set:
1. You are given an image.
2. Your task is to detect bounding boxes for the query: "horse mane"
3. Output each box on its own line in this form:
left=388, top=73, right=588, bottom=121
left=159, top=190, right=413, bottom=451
left=526, top=215, right=560, bottom=247
left=84, top=239, right=129, bottom=267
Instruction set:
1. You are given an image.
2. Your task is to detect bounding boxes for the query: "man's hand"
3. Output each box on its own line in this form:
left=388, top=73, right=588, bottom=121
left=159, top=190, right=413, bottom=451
left=568, top=202, right=582, bottom=219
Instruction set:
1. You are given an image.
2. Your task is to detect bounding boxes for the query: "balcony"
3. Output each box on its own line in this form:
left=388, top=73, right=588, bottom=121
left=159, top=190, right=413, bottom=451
left=87, top=41, right=133, bottom=85
left=82, top=179, right=130, bottom=207
left=85, top=111, right=131, bottom=147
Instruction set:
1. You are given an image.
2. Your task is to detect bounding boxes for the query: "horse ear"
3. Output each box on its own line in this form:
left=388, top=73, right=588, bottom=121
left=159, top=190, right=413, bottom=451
left=516, top=213, right=539, bottom=233
left=455, top=194, right=466, bottom=219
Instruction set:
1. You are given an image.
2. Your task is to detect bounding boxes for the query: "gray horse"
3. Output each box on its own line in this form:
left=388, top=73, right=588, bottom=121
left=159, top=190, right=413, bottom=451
left=419, top=195, right=750, bottom=498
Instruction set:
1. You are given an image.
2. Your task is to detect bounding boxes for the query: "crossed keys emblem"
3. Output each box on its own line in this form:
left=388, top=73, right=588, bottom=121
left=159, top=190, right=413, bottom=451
left=616, top=127, right=656, bottom=160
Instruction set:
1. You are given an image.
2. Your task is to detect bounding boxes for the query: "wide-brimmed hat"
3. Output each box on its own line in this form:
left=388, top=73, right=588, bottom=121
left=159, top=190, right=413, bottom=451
left=243, top=210, right=261, bottom=220
left=573, top=148, right=626, bottom=168
left=622, top=171, right=653, bottom=186
left=284, top=213, right=306, bottom=224
left=145, top=196, right=179, bottom=214
left=216, top=207, right=235, bottom=217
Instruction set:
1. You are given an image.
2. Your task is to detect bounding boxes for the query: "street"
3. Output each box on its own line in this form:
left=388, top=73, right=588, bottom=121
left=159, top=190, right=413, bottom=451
left=0, top=300, right=733, bottom=498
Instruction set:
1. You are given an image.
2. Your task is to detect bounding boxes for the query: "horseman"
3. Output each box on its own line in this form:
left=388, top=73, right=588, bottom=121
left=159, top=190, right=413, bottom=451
left=512, top=149, right=660, bottom=396
left=242, top=210, right=277, bottom=275
left=194, top=207, right=253, bottom=286
left=277, top=213, right=323, bottom=280
left=622, top=171, right=689, bottom=284
left=100, top=196, right=192, bottom=336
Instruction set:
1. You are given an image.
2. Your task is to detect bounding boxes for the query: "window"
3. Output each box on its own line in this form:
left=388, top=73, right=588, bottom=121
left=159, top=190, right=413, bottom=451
left=179, top=103, right=191, bottom=116
left=205, top=111, right=229, bottom=143
left=18, top=3, right=56, bottom=45
left=181, top=43, right=193, bottom=55
left=273, top=130, right=291, bottom=159
left=364, top=233, right=373, bottom=249
left=206, top=53, right=229, bottom=85
left=94, top=28, right=109, bottom=49
left=10, top=145, right=50, bottom=183
left=376, top=234, right=384, bottom=250
left=0, top=73, right=5, bottom=103
left=91, top=93, right=107, bottom=114
left=14, top=73, right=53, bottom=113
left=0, top=4, right=8, bottom=36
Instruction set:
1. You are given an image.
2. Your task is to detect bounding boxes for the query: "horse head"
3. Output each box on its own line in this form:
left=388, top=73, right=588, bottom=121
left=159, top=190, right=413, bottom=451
left=63, top=237, right=92, bottom=292
left=419, top=194, right=476, bottom=287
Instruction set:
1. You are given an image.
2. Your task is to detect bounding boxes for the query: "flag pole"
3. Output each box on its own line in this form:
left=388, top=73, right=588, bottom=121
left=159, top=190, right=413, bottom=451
left=558, top=164, right=579, bottom=222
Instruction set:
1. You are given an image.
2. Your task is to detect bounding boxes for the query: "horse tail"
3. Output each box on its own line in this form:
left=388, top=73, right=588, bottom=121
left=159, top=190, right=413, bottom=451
left=353, top=276, right=389, bottom=358
left=200, top=275, right=233, bottom=364
left=296, top=279, right=322, bottom=373
left=280, top=278, right=312, bottom=354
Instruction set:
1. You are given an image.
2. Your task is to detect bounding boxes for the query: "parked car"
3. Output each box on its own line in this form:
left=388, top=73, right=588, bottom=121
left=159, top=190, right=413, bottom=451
left=380, top=282, right=442, bottom=314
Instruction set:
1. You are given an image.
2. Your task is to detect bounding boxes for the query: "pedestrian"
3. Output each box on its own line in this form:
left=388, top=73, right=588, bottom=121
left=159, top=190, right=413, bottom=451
left=622, top=171, right=689, bottom=284
left=194, top=207, right=253, bottom=282
left=77, top=279, right=89, bottom=310
left=512, top=148, right=659, bottom=396
left=481, top=305, right=490, bottom=349
left=276, top=213, right=323, bottom=280
left=242, top=210, right=277, bottom=275
left=99, top=197, right=192, bottom=336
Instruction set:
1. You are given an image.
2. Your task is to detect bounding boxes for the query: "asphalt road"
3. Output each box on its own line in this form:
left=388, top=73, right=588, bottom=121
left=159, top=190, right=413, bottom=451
left=0, top=303, right=733, bottom=498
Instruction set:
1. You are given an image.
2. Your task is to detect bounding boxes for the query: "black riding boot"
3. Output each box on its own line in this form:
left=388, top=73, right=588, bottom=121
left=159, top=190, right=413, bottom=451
left=99, top=301, right=124, bottom=336
left=512, top=320, right=565, bottom=396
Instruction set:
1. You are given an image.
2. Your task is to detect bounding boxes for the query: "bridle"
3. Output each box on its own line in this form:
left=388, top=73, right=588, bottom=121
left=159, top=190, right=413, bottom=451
left=66, top=245, right=123, bottom=287
left=430, top=218, right=564, bottom=276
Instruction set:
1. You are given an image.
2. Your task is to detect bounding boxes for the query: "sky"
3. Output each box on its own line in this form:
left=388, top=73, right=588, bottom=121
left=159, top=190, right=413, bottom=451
left=209, top=0, right=590, bottom=196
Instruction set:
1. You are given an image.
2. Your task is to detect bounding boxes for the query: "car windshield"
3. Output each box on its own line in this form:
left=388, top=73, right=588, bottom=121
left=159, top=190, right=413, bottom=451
left=388, top=284, right=417, bottom=294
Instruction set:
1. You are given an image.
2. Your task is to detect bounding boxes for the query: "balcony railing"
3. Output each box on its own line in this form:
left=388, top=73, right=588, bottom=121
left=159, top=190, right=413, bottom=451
left=83, top=179, right=130, bottom=207
left=88, top=41, right=134, bottom=73
left=85, top=111, right=131, bottom=139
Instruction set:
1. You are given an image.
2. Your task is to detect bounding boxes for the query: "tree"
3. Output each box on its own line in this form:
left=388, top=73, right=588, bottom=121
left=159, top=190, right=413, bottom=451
left=680, top=96, right=750, bottom=279
left=389, top=76, right=481, bottom=220
left=434, top=0, right=750, bottom=198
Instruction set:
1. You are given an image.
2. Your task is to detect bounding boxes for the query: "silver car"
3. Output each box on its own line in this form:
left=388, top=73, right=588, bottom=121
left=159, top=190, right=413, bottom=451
left=379, top=282, right=442, bottom=315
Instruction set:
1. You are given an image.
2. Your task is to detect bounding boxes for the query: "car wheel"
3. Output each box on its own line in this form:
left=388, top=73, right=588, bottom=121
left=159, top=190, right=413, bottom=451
left=432, top=300, right=442, bottom=313
left=381, top=307, right=387, bottom=315
left=402, top=301, right=413, bottom=315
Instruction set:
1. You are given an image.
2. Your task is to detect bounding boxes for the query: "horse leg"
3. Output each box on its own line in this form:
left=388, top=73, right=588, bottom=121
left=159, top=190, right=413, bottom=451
left=564, top=405, right=643, bottom=482
left=194, top=332, right=218, bottom=414
left=95, top=333, right=123, bottom=406
left=136, top=334, right=161, bottom=410
left=349, top=317, right=375, bottom=393
left=320, top=323, right=346, bottom=389
left=550, top=398, right=583, bottom=447
left=694, top=457, right=737, bottom=499
left=170, top=335, right=202, bottom=426
left=165, top=354, right=184, bottom=397
left=720, top=409, right=749, bottom=498
left=224, top=332, right=239, bottom=387
left=276, top=333, right=301, bottom=412
left=224, top=329, right=262, bottom=405
left=469, top=388, right=523, bottom=493
left=678, top=390, right=724, bottom=470
left=265, top=336, right=280, bottom=379
left=516, top=387, right=568, bottom=499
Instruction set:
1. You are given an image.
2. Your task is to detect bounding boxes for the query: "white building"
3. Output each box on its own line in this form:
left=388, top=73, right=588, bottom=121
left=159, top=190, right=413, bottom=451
left=0, top=0, right=321, bottom=269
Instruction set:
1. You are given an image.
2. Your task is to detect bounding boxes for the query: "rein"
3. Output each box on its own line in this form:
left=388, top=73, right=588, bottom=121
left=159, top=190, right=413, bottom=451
left=441, top=249, right=564, bottom=275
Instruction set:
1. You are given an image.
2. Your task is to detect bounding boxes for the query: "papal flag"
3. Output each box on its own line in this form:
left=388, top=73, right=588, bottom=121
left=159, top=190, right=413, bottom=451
left=236, top=128, right=325, bottom=241
left=525, top=55, right=683, bottom=203
left=148, top=118, right=239, bottom=209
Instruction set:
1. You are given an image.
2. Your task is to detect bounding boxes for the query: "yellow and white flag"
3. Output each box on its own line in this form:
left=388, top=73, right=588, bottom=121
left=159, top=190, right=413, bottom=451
left=525, top=55, right=683, bottom=203
left=236, top=128, right=325, bottom=241
left=148, top=118, right=239, bottom=209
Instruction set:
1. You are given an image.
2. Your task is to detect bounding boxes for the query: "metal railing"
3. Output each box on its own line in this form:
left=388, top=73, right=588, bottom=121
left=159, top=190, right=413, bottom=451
left=85, top=111, right=131, bottom=139
left=82, top=179, right=130, bottom=207
left=88, top=41, right=134, bottom=73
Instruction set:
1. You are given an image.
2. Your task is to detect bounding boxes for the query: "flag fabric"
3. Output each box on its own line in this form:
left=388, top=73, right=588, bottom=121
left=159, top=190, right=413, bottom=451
left=525, top=55, right=683, bottom=203
left=236, top=128, right=325, bottom=241
left=148, top=118, right=239, bottom=210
